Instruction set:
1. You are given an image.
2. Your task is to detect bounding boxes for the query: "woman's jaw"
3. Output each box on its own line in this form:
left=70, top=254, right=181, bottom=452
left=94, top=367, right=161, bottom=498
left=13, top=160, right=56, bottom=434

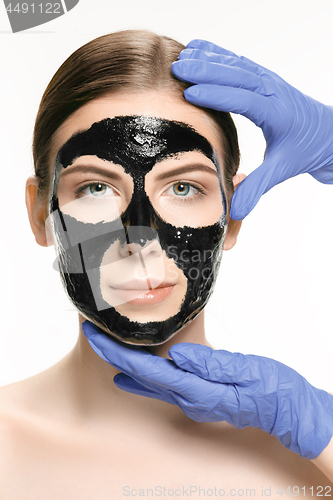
left=78, top=307, right=210, bottom=359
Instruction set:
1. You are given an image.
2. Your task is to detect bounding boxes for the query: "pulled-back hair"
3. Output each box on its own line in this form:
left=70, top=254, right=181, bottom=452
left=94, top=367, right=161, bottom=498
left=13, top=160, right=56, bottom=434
left=33, top=29, right=240, bottom=201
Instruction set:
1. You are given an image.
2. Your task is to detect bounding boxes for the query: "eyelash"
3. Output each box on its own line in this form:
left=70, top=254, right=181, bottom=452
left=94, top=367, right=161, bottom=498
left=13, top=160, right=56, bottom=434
left=74, top=181, right=116, bottom=199
left=163, top=182, right=206, bottom=202
left=73, top=180, right=206, bottom=202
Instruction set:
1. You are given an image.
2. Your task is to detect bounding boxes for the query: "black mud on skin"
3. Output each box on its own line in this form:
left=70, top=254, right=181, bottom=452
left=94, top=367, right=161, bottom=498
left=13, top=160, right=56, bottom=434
left=50, top=116, right=227, bottom=345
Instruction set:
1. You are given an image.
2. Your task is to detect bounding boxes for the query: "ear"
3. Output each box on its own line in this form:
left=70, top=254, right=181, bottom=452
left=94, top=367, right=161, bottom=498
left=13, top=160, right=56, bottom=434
left=25, top=176, right=53, bottom=247
left=223, top=173, right=246, bottom=251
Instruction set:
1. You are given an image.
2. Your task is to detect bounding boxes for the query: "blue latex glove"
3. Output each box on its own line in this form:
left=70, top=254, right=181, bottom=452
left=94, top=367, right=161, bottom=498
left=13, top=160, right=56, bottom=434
left=82, top=321, right=333, bottom=460
left=171, top=39, right=333, bottom=220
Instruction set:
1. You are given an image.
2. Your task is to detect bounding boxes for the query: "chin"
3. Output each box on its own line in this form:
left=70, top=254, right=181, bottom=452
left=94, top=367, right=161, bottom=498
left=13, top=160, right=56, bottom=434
left=79, top=299, right=203, bottom=346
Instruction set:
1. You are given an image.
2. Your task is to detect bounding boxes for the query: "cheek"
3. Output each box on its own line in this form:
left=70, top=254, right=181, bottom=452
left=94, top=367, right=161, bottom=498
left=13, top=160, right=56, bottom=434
left=155, top=194, right=224, bottom=228
left=57, top=195, right=124, bottom=225
left=145, top=174, right=226, bottom=229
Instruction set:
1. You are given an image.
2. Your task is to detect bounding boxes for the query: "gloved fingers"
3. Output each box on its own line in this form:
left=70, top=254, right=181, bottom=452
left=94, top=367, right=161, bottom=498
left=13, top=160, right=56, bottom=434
left=115, top=372, right=235, bottom=425
left=113, top=373, right=178, bottom=405
left=178, top=48, right=230, bottom=63
left=183, top=84, right=272, bottom=129
left=169, top=343, right=261, bottom=387
left=229, top=155, right=292, bottom=220
left=309, top=164, right=333, bottom=184
left=178, top=48, right=269, bottom=78
left=185, top=39, right=276, bottom=79
left=83, top=321, right=200, bottom=390
left=172, top=59, right=273, bottom=97
left=186, top=39, right=238, bottom=57
left=114, top=365, right=234, bottom=418
left=82, top=320, right=154, bottom=369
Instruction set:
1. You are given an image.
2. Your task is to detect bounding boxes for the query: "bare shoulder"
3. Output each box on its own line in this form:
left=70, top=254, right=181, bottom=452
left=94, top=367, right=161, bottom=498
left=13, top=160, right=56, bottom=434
left=0, top=383, right=15, bottom=441
left=0, top=381, right=31, bottom=486
left=0, top=372, right=63, bottom=500
left=0, top=374, right=43, bottom=421
left=0, top=371, right=58, bottom=465
left=0, top=376, right=38, bottom=427
left=0, top=379, right=29, bottom=431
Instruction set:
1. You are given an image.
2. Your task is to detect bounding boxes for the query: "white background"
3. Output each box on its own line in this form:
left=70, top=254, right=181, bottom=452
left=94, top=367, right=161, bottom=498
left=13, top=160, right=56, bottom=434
left=0, top=0, right=332, bottom=391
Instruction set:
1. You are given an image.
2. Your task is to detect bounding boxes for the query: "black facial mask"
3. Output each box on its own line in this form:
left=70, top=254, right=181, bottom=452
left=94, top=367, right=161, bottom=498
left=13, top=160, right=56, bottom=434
left=49, top=116, right=227, bottom=345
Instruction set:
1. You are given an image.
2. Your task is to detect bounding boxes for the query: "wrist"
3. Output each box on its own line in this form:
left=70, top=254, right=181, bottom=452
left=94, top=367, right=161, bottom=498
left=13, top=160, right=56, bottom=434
left=299, top=387, right=333, bottom=460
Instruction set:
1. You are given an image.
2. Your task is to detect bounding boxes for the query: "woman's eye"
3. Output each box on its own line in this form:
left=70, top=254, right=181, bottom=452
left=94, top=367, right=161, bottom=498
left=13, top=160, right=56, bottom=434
left=167, top=182, right=200, bottom=198
left=78, top=183, right=115, bottom=197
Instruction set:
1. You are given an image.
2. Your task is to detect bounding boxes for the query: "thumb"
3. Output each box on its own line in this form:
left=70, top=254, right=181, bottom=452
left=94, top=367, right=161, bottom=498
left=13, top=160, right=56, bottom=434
left=168, top=344, right=235, bottom=383
left=168, top=343, right=215, bottom=376
left=114, top=373, right=177, bottom=405
left=230, top=155, right=288, bottom=220
left=169, top=344, right=258, bottom=387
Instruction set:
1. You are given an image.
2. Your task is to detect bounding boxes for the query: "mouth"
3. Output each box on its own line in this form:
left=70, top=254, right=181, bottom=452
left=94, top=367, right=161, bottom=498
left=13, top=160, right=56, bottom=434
left=110, top=280, right=175, bottom=305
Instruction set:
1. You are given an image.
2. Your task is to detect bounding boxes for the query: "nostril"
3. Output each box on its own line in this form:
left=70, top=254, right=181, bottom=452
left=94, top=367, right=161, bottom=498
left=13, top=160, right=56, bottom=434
left=119, top=226, right=162, bottom=257
left=138, top=237, right=148, bottom=247
left=126, top=226, right=158, bottom=245
left=127, top=239, right=156, bottom=254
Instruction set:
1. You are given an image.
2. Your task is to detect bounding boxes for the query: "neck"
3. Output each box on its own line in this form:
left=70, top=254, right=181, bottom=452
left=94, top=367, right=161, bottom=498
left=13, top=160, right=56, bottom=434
left=52, top=312, right=209, bottom=428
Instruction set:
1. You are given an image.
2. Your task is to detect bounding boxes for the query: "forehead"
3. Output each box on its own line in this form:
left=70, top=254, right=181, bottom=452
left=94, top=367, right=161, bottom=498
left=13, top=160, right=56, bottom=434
left=50, top=91, right=225, bottom=168
left=57, top=116, right=218, bottom=176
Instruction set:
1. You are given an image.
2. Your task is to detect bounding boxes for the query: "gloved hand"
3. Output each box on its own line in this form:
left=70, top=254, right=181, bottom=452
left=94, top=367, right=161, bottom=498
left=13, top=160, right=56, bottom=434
left=171, top=39, right=333, bottom=220
left=82, top=320, right=333, bottom=460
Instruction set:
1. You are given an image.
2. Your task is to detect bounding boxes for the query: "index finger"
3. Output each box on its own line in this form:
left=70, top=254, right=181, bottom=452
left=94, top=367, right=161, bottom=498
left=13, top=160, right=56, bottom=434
left=185, top=39, right=277, bottom=79
left=82, top=321, right=189, bottom=387
left=186, top=39, right=238, bottom=57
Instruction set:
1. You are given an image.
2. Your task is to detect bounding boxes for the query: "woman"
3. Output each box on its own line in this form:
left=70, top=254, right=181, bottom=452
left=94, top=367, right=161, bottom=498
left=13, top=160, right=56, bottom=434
left=0, top=30, right=332, bottom=498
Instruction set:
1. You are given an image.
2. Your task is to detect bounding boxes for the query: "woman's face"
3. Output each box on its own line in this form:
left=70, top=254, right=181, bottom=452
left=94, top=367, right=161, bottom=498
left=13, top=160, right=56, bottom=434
left=47, top=91, right=228, bottom=345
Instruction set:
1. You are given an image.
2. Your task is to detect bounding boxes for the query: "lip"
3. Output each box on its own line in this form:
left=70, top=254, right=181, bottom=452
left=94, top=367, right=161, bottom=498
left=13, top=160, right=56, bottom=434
left=110, top=281, right=175, bottom=305
left=111, top=278, right=174, bottom=290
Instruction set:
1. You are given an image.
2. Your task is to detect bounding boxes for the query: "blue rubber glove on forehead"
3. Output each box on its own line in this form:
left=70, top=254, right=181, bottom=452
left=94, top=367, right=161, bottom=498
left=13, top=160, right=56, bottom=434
left=82, top=321, right=333, bottom=460
left=171, top=39, right=333, bottom=220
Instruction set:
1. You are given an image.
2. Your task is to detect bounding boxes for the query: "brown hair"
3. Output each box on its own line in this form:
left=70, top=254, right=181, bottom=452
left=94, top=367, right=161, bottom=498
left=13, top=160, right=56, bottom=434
left=33, top=29, right=240, bottom=201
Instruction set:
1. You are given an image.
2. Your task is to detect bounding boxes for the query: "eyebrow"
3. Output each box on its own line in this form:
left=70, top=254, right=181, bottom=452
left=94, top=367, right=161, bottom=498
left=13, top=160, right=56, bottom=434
left=59, top=165, right=122, bottom=181
left=155, top=164, right=219, bottom=181
left=56, top=116, right=217, bottom=171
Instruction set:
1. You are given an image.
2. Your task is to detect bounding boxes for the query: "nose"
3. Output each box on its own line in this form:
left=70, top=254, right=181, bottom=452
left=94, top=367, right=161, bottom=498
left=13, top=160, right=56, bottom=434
left=126, top=239, right=162, bottom=259
left=119, top=226, right=162, bottom=259
left=121, top=191, right=152, bottom=228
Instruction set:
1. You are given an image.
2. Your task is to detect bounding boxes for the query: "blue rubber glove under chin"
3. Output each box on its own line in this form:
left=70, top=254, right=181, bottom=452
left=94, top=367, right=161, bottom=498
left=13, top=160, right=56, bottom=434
left=171, top=39, right=333, bottom=220
left=82, top=321, right=333, bottom=460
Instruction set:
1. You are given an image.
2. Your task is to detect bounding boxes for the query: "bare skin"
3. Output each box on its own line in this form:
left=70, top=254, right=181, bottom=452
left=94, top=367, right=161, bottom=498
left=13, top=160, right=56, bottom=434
left=0, top=318, right=331, bottom=499
left=0, top=92, right=331, bottom=499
